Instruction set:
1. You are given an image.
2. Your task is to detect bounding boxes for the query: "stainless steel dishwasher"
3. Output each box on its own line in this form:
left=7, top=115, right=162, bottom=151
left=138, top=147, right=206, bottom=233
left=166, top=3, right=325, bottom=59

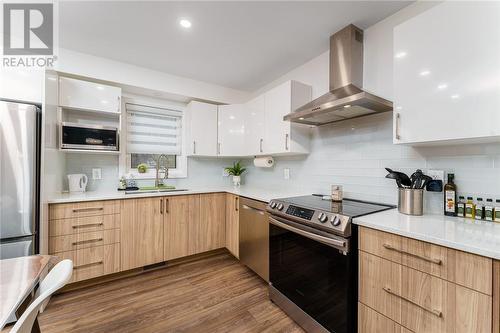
left=239, top=197, right=269, bottom=282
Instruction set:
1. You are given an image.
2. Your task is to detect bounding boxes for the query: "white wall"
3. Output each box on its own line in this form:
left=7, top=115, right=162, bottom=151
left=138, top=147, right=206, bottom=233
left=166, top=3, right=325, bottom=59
left=55, top=48, right=250, bottom=104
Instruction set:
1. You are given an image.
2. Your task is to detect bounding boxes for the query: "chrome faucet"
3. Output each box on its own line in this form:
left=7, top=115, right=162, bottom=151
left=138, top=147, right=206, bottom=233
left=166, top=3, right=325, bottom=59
left=155, top=154, right=169, bottom=187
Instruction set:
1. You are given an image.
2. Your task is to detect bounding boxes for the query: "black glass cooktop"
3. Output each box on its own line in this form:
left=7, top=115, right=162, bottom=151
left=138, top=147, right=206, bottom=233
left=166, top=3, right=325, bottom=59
left=277, top=195, right=395, bottom=217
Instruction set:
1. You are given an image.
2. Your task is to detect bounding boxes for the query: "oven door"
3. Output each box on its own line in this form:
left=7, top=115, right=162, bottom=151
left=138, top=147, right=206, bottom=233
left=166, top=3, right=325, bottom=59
left=61, top=123, right=119, bottom=151
left=269, top=215, right=357, bottom=333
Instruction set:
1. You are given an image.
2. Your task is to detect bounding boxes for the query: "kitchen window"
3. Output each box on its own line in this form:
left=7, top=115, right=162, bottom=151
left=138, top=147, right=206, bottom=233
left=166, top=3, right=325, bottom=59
left=125, top=102, right=186, bottom=178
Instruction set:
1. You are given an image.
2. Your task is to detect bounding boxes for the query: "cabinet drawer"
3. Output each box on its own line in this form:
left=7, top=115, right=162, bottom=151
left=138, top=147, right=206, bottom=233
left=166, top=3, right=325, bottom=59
left=402, top=237, right=492, bottom=295
left=400, top=266, right=492, bottom=333
left=49, top=229, right=120, bottom=253
left=359, top=251, right=402, bottom=322
left=49, top=214, right=120, bottom=237
left=359, top=227, right=492, bottom=294
left=49, top=200, right=120, bottom=220
left=359, top=227, right=402, bottom=263
left=358, top=302, right=403, bottom=333
left=56, top=243, right=120, bottom=283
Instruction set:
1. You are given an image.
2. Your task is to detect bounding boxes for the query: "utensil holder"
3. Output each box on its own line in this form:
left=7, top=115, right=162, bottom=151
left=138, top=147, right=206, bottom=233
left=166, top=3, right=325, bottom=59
left=398, top=189, right=423, bottom=216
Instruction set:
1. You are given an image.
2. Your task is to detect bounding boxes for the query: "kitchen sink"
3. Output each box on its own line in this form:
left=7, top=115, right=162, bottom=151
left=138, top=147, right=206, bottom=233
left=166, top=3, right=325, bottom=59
left=124, top=188, right=188, bottom=195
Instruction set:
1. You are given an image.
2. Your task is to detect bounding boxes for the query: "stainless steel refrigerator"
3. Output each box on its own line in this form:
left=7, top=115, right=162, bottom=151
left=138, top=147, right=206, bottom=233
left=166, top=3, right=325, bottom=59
left=0, top=100, right=40, bottom=259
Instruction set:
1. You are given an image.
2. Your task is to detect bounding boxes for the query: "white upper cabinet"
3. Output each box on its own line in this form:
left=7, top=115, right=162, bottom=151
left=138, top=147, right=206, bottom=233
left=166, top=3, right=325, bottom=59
left=263, top=80, right=312, bottom=155
left=244, top=95, right=266, bottom=156
left=59, top=77, right=122, bottom=113
left=218, top=104, right=246, bottom=157
left=393, top=2, right=500, bottom=144
left=186, top=101, right=218, bottom=156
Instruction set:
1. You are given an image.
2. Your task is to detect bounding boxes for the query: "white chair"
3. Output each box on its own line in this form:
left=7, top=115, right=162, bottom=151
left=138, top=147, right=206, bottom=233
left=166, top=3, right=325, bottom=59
left=10, top=259, right=73, bottom=333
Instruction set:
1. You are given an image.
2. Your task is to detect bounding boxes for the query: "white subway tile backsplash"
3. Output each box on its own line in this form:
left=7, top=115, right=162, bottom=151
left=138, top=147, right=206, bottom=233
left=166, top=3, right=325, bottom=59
left=243, top=113, right=500, bottom=213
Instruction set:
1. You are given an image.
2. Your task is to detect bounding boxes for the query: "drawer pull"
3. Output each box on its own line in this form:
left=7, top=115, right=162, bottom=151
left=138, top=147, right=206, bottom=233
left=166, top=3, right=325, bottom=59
left=72, top=223, right=104, bottom=229
left=73, top=261, right=103, bottom=269
left=72, top=207, right=104, bottom=213
left=383, top=286, right=442, bottom=318
left=383, top=243, right=442, bottom=265
left=71, top=238, right=103, bottom=245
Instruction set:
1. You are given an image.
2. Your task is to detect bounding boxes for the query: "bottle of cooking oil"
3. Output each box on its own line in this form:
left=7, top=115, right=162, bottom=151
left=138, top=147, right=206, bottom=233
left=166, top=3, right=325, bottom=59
left=444, top=174, right=457, bottom=216
left=457, top=196, right=466, bottom=217
left=485, top=199, right=494, bottom=221
left=465, top=197, right=475, bottom=218
left=475, top=198, right=484, bottom=220
left=494, top=199, right=500, bottom=222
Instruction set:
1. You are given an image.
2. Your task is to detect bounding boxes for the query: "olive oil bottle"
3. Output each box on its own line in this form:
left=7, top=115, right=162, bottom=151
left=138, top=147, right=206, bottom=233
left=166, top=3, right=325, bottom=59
left=465, top=197, right=475, bottom=218
left=457, top=196, right=466, bottom=217
left=444, top=173, right=457, bottom=216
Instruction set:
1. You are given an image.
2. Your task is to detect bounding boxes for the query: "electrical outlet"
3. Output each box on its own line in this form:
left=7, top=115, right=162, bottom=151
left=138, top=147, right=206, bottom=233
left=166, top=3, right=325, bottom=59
left=427, top=169, right=444, bottom=182
left=222, top=168, right=229, bottom=177
left=283, top=168, right=290, bottom=180
left=92, top=168, right=102, bottom=180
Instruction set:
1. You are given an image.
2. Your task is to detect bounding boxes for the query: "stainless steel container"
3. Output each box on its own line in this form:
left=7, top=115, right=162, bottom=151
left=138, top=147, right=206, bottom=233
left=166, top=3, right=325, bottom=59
left=398, top=189, right=423, bottom=216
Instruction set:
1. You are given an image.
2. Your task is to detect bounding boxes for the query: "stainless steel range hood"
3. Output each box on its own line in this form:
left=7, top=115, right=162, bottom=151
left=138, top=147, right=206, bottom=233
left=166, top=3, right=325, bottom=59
left=284, top=24, right=393, bottom=126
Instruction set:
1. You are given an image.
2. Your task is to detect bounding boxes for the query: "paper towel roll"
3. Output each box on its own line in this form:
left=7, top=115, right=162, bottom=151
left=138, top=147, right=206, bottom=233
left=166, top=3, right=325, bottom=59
left=253, top=156, right=274, bottom=168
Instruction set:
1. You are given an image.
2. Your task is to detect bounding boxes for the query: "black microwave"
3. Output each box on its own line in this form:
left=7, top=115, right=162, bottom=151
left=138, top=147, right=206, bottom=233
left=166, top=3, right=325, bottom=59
left=60, top=122, right=119, bottom=151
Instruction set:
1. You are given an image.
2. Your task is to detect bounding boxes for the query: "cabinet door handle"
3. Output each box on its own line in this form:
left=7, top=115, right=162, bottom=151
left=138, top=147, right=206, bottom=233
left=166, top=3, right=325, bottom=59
left=383, top=243, right=442, bottom=265
left=165, top=198, right=169, bottom=214
left=259, top=138, right=263, bottom=153
left=72, top=207, right=103, bottom=213
left=285, top=133, right=289, bottom=150
left=235, top=196, right=239, bottom=212
left=72, top=222, right=103, bottom=229
left=193, top=141, right=196, bottom=154
left=395, top=113, right=401, bottom=140
left=383, top=287, right=442, bottom=318
left=117, top=96, right=121, bottom=112
left=74, top=261, right=104, bottom=270
left=218, top=142, right=221, bottom=155
left=160, top=199, right=164, bottom=215
left=72, top=238, right=103, bottom=246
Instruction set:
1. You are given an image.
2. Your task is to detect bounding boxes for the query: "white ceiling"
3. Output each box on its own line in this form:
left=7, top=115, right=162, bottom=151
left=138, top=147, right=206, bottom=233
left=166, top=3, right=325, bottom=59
left=59, top=1, right=412, bottom=92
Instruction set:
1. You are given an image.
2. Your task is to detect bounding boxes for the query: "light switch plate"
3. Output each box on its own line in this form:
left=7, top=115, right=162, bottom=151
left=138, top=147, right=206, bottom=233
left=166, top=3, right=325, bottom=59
left=427, top=169, right=444, bottom=182
left=283, top=168, right=290, bottom=180
left=92, top=168, right=102, bottom=180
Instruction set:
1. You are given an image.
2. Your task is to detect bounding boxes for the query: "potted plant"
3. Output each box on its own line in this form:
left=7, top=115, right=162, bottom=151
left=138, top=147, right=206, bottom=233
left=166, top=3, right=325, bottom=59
left=225, top=161, right=246, bottom=187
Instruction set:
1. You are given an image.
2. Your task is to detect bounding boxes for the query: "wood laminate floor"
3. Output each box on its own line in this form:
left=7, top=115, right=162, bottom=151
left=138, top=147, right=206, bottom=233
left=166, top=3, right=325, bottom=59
left=32, top=252, right=303, bottom=333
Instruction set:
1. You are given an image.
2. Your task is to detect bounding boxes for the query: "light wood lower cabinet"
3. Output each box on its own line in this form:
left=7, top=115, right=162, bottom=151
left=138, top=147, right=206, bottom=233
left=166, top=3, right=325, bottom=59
left=120, top=197, right=164, bottom=270
left=358, top=303, right=402, bottom=333
left=189, top=193, right=226, bottom=255
left=359, top=226, right=494, bottom=333
left=225, top=194, right=239, bottom=258
left=164, top=195, right=196, bottom=261
left=164, top=193, right=226, bottom=260
left=57, top=243, right=120, bottom=283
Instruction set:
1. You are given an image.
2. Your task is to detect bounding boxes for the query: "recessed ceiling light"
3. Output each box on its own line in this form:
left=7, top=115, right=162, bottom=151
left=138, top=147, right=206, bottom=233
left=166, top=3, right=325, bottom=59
left=437, top=83, right=448, bottom=90
left=419, top=70, right=430, bottom=76
left=451, top=94, right=460, bottom=99
left=299, top=117, right=305, bottom=120
left=344, top=104, right=351, bottom=108
left=395, top=51, right=407, bottom=59
left=179, top=19, right=192, bottom=28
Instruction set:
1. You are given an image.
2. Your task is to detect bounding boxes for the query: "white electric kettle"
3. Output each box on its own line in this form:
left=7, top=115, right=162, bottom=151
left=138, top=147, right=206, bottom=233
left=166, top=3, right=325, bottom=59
left=68, top=174, right=88, bottom=192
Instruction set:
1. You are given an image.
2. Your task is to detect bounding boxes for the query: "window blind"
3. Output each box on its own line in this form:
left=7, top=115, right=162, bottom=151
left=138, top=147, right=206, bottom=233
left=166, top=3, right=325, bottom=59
left=126, top=103, right=182, bottom=155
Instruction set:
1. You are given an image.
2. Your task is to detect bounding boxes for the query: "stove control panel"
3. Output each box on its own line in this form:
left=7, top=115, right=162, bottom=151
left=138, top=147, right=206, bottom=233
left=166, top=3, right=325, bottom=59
left=267, top=200, right=351, bottom=237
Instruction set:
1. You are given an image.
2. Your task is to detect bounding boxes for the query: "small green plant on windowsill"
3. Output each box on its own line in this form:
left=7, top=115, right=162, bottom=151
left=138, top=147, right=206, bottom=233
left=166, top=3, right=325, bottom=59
left=225, top=161, right=246, bottom=187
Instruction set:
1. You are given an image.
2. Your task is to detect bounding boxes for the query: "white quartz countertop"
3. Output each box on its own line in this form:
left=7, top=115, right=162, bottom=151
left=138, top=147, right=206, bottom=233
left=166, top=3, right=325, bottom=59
left=46, top=186, right=309, bottom=204
left=353, top=209, right=500, bottom=260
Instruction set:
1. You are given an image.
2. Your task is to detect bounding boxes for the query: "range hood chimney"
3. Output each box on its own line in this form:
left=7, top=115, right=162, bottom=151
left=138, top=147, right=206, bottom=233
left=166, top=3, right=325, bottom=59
left=284, top=24, right=393, bottom=126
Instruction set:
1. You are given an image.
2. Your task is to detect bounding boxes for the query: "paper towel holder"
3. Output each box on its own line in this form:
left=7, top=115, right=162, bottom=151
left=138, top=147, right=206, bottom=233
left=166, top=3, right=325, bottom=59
left=253, top=156, right=274, bottom=168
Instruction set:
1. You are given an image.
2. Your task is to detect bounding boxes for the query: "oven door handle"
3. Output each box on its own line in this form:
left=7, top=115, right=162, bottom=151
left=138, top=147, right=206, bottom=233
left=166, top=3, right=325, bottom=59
left=269, top=216, right=348, bottom=252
